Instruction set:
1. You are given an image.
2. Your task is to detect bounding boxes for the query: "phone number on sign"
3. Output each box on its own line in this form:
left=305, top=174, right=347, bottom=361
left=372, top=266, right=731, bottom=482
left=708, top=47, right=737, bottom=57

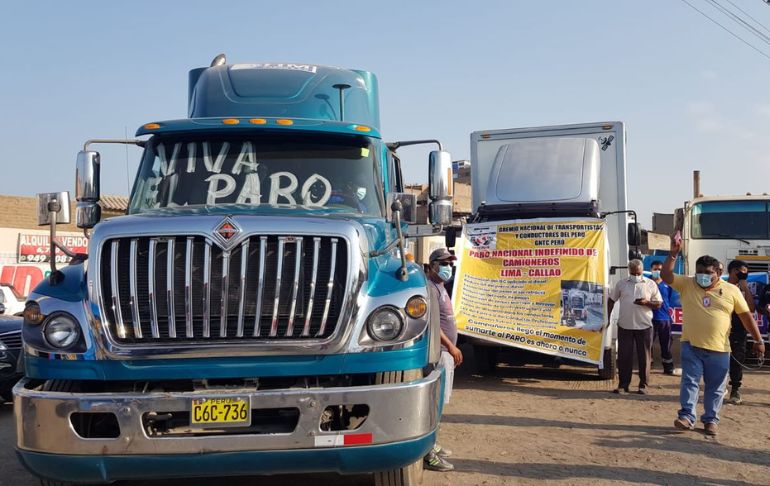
left=18, top=254, right=71, bottom=263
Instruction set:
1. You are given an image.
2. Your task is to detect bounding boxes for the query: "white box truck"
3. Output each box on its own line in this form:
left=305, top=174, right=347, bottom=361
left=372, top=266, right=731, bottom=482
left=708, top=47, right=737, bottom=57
left=451, top=121, right=640, bottom=377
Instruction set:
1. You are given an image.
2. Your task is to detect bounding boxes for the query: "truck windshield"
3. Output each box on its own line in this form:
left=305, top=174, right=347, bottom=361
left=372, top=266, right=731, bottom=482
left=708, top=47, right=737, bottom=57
left=129, top=133, right=384, bottom=216
left=691, top=200, right=770, bottom=239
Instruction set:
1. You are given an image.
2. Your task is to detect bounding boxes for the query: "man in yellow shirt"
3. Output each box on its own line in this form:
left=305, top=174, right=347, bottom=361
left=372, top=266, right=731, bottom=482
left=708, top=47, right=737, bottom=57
left=662, top=235, right=765, bottom=436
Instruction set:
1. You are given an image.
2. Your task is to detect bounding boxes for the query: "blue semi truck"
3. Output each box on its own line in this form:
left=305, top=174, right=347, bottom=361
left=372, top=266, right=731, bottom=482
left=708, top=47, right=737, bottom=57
left=14, top=56, right=453, bottom=485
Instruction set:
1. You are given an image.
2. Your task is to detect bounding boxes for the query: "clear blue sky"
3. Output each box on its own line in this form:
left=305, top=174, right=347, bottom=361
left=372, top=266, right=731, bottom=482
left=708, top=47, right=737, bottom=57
left=2, top=0, right=770, bottom=227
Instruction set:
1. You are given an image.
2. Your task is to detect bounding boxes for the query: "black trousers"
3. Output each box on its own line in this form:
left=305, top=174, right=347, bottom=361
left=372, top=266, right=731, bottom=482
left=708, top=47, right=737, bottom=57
left=652, top=319, right=674, bottom=373
left=729, top=325, right=747, bottom=390
left=617, top=327, right=653, bottom=389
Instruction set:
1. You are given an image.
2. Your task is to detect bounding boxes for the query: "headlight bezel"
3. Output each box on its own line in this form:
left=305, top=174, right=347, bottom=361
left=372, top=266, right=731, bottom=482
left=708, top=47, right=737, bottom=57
left=42, top=312, right=81, bottom=350
left=366, top=306, right=406, bottom=342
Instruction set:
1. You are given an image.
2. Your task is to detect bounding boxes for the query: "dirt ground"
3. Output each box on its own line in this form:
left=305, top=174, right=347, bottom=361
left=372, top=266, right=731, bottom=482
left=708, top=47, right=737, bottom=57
left=1, top=341, right=769, bottom=486
left=430, top=343, right=770, bottom=486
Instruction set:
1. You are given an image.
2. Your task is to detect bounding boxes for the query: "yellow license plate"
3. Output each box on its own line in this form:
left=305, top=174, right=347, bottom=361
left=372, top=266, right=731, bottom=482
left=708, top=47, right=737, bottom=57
left=191, top=397, right=251, bottom=428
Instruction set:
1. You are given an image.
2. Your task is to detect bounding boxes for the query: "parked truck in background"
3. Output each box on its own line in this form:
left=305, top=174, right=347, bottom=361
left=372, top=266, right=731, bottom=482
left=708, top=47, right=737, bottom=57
left=678, top=195, right=770, bottom=275
left=14, top=56, right=455, bottom=486
left=453, top=122, right=640, bottom=377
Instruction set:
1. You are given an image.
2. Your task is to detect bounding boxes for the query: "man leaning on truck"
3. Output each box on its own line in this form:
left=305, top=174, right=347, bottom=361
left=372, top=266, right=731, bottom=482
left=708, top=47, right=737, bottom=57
left=663, top=235, right=765, bottom=436
left=424, top=248, right=462, bottom=472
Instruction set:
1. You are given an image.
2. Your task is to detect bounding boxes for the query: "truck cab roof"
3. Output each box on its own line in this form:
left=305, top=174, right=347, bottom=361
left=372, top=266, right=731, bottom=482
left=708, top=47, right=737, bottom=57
left=184, top=62, right=380, bottom=130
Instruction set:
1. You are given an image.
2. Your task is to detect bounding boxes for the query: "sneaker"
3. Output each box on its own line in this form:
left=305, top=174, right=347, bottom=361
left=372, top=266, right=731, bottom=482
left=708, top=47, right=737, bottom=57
left=728, top=388, right=743, bottom=405
left=432, top=443, right=452, bottom=458
left=612, top=387, right=629, bottom=394
left=674, top=417, right=694, bottom=431
left=637, top=386, right=648, bottom=395
left=704, top=422, right=718, bottom=436
left=663, top=368, right=675, bottom=376
left=424, top=451, right=454, bottom=472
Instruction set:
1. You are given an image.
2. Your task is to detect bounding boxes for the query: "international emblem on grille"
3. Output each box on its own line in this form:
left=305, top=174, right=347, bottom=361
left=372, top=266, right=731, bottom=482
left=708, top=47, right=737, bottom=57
left=213, top=217, right=241, bottom=248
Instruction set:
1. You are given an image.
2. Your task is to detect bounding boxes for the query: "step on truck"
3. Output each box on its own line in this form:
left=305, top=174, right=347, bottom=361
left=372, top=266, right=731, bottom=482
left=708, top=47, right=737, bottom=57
left=14, top=56, right=454, bottom=486
left=451, top=122, right=641, bottom=377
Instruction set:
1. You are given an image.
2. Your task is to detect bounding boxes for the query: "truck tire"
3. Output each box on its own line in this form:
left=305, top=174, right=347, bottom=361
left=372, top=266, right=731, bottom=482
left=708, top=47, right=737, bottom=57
left=373, top=369, right=424, bottom=486
left=473, top=345, right=499, bottom=374
left=0, top=386, right=12, bottom=403
left=598, top=347, right=616, bottom=380
left=373, top=459, right=423, bottom=486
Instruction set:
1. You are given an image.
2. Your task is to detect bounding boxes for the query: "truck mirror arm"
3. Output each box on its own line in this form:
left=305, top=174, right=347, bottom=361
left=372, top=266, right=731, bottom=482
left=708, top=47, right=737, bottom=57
left=369, top=200, right=409, bottom=281
left=386, top=139, right=442, bottom=151
left=600, top=209, right=641, bottom=258
left=83, top=139, right=146, bottom=151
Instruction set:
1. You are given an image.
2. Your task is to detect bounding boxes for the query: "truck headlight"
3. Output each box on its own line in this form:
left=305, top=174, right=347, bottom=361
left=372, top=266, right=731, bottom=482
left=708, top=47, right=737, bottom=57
left=43, top=313, right=81, bottom=349
left=366, top=307, right=404, bottom=341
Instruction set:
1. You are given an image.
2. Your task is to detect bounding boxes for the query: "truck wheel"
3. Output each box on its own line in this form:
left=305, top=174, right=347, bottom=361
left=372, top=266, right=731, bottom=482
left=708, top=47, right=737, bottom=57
left=598, top=347, right=616, bottom=380
left=373, top=458, right=424, bottom=486
left=373, top=369, right=424, bottom=485
left=473, top=345, right=499, bottom=374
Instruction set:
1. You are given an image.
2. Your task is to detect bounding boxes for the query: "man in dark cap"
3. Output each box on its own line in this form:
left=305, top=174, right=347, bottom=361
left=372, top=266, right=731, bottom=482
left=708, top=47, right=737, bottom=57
left=423, top=248, right=463, bottom=472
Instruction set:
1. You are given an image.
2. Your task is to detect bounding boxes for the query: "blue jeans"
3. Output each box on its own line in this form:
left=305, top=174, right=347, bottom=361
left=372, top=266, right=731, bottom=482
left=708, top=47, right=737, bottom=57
left=678, top=342, right=730, bottom=425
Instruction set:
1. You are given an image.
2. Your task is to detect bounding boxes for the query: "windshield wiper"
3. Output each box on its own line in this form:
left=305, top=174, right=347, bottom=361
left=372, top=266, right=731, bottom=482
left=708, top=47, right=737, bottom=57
left=707, top=233, right=752, bottom=245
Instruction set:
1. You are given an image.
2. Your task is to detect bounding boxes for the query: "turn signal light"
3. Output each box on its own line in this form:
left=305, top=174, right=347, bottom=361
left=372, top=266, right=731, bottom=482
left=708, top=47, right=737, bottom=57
left=23, top=302, right=44, bottom=325
left=276, top=119, right=294, bottom=126
left=249, top=118, right=267, bottom=124
left=405, top=296, right=427, bottom=319
left=353, top=125, right=371, bottom=132
left=143, top=123, right=160, bottom=130
left=222, top=118, right=240, bottom=125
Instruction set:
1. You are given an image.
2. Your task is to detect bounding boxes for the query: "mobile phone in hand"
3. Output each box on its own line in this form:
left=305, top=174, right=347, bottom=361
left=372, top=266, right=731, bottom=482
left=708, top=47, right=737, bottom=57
left=674, top=230, right=682, bottom=246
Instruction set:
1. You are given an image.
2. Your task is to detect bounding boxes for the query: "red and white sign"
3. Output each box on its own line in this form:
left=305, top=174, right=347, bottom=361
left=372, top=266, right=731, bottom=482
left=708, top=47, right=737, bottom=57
left=17, top=234, right=88, bottom=264
left=313, top=432, right=373, bottom=447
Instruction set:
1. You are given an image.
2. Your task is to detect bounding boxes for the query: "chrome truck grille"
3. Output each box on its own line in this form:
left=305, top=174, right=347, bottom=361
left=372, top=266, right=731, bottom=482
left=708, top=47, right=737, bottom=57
left=98, top=235, right=347, bottom=343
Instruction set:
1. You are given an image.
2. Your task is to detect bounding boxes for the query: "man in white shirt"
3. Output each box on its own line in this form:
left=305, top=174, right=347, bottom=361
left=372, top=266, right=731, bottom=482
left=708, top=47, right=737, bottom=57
left=608, top=259, right=663, bottom=394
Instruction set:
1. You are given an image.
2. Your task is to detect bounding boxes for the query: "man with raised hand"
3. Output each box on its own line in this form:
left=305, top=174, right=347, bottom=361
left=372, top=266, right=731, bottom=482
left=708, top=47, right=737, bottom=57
left=662, top=236, right=765, bottom=436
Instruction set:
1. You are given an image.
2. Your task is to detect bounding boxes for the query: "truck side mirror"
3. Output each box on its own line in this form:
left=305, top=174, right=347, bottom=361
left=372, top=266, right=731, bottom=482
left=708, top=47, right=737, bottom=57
left=674, top=207, right=684, bottom=232
left=627, top=222, right=641, bottom=247
left=75, top=150, right=101, bottom=229
left=386, top=193, right=417, bottom=224
left=428, top=150, right=453, bottom=226
left=445, top=227, right=457, bottom=248
left=37, top=192, right=71, bottom=226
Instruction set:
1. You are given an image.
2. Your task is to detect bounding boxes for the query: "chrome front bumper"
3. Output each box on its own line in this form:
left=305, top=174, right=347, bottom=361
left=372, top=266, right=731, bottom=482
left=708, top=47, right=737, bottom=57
left=15, top=369, right=441, bottom=456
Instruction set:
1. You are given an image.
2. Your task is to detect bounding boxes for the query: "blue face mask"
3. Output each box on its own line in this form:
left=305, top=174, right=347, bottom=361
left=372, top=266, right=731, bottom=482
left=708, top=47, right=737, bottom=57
left=437, top=265, right=453, bottom=282
left=696, top=273, right=713, bottom=288
left=651, top=270, right=661, bottom=279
